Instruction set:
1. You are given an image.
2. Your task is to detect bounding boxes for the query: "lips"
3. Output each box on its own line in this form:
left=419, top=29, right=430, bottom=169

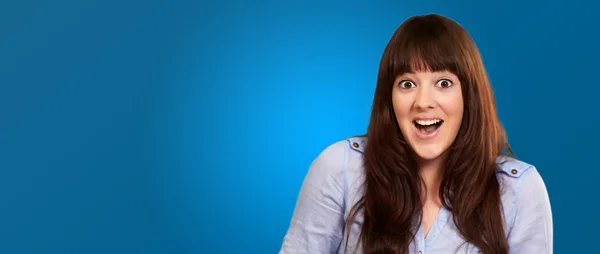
left=413, top=118, right=443, bottom=139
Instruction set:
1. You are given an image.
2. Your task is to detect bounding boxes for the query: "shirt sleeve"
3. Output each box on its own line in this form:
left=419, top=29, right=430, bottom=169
left=507, top=166, right=553, bottom=254
left=279, top=142, right=347, bottom=254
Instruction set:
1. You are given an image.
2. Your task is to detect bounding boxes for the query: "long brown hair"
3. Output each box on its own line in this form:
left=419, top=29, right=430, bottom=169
left=344, top=14, right=513, bottom=254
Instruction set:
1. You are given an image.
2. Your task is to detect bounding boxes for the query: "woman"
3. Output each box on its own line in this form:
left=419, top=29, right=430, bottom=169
left=279, top=14, right=552, bottom=254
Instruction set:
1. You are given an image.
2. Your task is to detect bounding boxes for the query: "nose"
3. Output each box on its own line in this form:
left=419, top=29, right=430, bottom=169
left=414, top=86, right=436, bottom=109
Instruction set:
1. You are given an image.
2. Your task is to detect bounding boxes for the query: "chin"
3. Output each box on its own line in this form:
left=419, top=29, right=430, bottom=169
left=411, top=145, right=446, bottom=161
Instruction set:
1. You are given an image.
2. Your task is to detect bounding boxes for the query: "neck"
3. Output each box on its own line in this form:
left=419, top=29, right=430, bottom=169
left=417, top=154, right=447, bottom=205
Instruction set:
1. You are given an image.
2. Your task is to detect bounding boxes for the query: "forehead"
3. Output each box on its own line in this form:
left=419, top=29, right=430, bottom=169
left=397, top=70, right=458, bottom=79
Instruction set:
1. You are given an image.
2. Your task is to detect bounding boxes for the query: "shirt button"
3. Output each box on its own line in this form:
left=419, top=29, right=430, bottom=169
left=417, top=251, right=422, bottom=254
left=352, top=142, right=360, bottom=148
left=511, top=169, right=518, bottom=174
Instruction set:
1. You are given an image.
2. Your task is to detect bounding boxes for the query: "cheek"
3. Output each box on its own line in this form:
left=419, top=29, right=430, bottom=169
left=391, top=95, right=412, bottom=121
left=448, top=101, right=464, bottom=118
left=440, top=92, right=464, bottom=124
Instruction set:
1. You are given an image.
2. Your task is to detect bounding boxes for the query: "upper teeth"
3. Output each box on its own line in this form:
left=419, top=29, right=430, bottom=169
left=416, top=119, right=441, bottom=126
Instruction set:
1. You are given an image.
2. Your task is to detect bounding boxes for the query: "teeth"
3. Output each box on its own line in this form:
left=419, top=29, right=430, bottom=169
left=415, top=119, right=442, bottom=126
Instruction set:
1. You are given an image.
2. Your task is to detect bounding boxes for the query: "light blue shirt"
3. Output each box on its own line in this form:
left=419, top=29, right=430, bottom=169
left=279, top=136, right=553, bottom=254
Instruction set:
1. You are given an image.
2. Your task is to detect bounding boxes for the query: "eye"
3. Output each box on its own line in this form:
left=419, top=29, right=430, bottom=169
left=436, top=79, right=453, bottom=88
left=398, top=80, right=416, bottom=89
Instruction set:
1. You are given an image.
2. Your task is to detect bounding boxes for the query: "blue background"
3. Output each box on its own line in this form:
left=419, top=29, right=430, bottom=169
left=0, top=1, right=594, bottom=253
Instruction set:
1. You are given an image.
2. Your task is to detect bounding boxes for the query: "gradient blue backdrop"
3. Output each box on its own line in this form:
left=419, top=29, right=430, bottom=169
left=1, top=1, right=596, bottom=253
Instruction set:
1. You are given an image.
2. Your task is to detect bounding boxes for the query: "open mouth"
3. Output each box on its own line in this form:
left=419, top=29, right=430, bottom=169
left=413, top=119, right=444, bottom=135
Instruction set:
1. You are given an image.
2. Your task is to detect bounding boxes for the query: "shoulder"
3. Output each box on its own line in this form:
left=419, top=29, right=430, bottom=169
left=495, top=155, right=547, bottom=193
left=495, top=157, right=553, bottom=246
left=495, top=155, right=535, bottom=179
left=312, top=135, right=367, bottom=162
left=495, top=155, right=549, bottom=196
left=306, top=135, right=365, bottom=176
left=495, top=155, right=552, bottom=226
left=309, top=135, right=366, bottom=173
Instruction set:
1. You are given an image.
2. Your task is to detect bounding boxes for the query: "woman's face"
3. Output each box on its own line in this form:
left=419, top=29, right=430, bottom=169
left=392, top=70, right=464, bottom=163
